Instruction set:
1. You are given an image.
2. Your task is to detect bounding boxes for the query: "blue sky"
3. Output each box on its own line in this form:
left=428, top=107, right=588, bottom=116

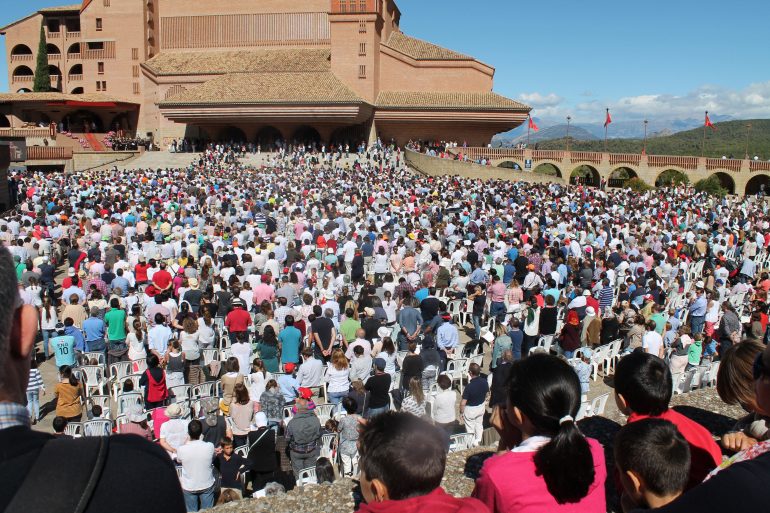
left=3, top=0, right=769, bottom=123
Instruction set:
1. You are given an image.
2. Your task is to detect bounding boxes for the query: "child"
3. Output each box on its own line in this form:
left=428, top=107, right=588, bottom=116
left=614, top=352, right=722, bottom=489
left=357, top=411, right=489, bottom=512
left=214, top=437, right=250, bottom=498
left=26, top=358, right=45, bottom=424
left=570, top=348, right=592, bottom=401
left=686, top=333, right=703, bottom=370
left=615, top=418, right=690, bottom=511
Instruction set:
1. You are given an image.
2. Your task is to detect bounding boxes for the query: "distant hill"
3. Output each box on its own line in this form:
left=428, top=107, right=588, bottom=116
left=532, top=119, right=770, bottom=159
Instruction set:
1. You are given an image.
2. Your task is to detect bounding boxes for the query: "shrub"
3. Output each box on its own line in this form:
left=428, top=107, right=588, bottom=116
left=694, top=175, right=727, bottom=197
left=626, top=177, right=653, bottom=193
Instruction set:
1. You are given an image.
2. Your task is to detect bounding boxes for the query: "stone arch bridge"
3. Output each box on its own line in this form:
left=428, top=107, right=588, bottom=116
left=433, top=147, right=770, bottom=196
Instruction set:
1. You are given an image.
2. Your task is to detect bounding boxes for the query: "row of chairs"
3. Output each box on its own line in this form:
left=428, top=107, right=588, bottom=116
left=62, top=418, right=112, bottom=438
left=672, top=361, right=720, bottom=395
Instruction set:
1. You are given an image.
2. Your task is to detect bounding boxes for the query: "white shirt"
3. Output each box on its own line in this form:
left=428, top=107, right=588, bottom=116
left=642, top=330, right=664, bottom=356
left=433, top=389, right=457, bottom=424
left=159, top=418, right=189, bottom=453
left=231, top=341, right=252, bottom=376
left=176, top=439, right=216, bottom=492
left=148, top=324, right=173, bottom=357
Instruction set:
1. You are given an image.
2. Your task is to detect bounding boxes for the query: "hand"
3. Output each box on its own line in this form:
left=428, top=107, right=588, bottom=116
left=722, top=431, right=758, bottom=452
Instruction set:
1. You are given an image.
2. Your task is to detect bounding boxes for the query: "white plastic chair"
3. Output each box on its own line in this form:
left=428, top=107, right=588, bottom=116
left=298, top=466, right=317, bottom=487
left=83, top=419, right=112, bottom=437
left=202, top=349, right=219, bottom=366
left=88, top=395, right=112, bottom=419
left=82, top=352, right=106, bottom=366
left=169, top=384, right=192, bottom=402
left=131, top=358, right=147, bottom=374
left=283, top=405, right=294, bottom=424
left=444, top=358, right=468, bottom=394
left=64, top=422, right=83, bottom=437
left=448, top=433, right=475, bottom=453
left=576, top=401, right=591, bottom=421
left=116, top=391, right=143, bottom=417
left=81, top=365, right=109, bottom=396
left=320, top=433, right=337, bottom=460
left=314, top=403, right=336, bottom=425
left=191, top=381, right=216, bottom=399
left=589, top=393, right=610, bottom=417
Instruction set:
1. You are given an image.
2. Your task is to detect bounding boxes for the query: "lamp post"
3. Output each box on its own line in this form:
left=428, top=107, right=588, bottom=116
left=566, top=115, right=571, bottom=153
left=643, top=119, right=648, bottom=155
left=746, top=123, right=752, bottom=160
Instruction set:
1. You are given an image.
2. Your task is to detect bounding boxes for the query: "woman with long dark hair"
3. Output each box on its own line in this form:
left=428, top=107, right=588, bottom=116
left=473, top=353, right=606, bottom=512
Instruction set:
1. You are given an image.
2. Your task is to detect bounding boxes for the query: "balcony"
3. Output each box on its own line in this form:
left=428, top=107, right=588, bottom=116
left=0, top=128, right=51, bottom=138
left=66, top=31, right=81, bottom=39
left=68, top=74, right=83, bottom=81
left=27, top=146, right=73, bottom=160
left=67, top=52, right=82, bottom=60
left=11, top=75, right=34, bottom=83
left=10, top=54, right=33, bottom=62
left=46, top=31, right=61, bottom=39
left=48, top=53, right=62, bottom=62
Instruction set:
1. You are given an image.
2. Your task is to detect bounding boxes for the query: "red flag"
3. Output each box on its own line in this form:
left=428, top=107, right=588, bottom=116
left=705, top=112, right=716, bottom=130
left=528, top=116, right=539, bottom=132
left=604, top=110, right=612, bottom=127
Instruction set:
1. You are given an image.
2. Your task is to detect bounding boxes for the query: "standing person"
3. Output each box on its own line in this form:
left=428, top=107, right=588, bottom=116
left=50, top=322, right=76, bottom=368
left=279, top=315, right=302, bottom=366
left=54, top=365, right=85, bottom=422
left=285, top=397, right=322, bottom=477
left=177, top=420, right=216, bottom=512
left=214, top=437, right=250, bottom=499
left=39, top=294, right=58, bottom=360
left=139, top=354, right=168, bottom=409
left=642, top=320, right=665, bottom=359
left=460, top=363, right=488, bottom=447
left=338, top=396, right=361, bottom=477
left=26, top=358, right=45, bottom=425
left=256, top=325, right=280, bottom=373
left=433, top=374, right=458, bottom=434
left=473, top=354, right=606, bottom=512
left=688, top=284, right=707, bottom=335
left=522, top=296, right=540, bottom=356
left=469, top=284, right=487, bottom=340
left=104, top=297, right=128, bottom=363
left=165, top=340, right=186, bottom=389
left=327, top=349, right=351, bottom=411
left=364, top=358, right=392, bottom=418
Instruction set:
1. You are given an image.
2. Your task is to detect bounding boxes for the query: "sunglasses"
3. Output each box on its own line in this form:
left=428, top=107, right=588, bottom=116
left=753, top=354, right=770, bottom=381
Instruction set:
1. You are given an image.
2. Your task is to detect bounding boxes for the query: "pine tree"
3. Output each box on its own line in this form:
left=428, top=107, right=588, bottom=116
left=33, top=23, right=50, bottom=92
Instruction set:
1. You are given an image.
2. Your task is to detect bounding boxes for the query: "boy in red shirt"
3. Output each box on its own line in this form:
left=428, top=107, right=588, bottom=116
left=225, top=299, right=251, bottom=345
left=614, top=352, right=722, bottom=489
left=357, top=412, right=489, bottom=513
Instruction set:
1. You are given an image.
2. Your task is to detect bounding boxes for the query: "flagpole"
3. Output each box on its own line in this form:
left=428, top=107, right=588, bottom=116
left=702, top=111, right=707, bottom=157
left=604, top=108, right=609, bottom=152
left=527, top=115, right=531, bottom=148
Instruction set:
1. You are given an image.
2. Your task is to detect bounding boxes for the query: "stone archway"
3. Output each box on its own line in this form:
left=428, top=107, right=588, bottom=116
left=330, top=124, right=366, bottom=148
left=712, top=172, right=736, bottom=195
left=67, top=109, right=104, bottom=132
left=220, top=126, right=247, bottom=143
left=256, top=126, right=282, bottom=150
left=291, top=125, right=321, bottom=146
left=745, top=174, right=770, bottom=197
left=497, top=160, right=524, bottom=171
left=608, top=166, right=638, bottom=188
left=570, top=164, right=600, bottom=186
left=533, top=163, right=562, bottom=178
left=70, top=87, right=84, bottom=94
left=655, top=169, right=689, bottom=187
left=46, top=43, right=61, bottom=57
left=12, top=65, right=34, bottom=78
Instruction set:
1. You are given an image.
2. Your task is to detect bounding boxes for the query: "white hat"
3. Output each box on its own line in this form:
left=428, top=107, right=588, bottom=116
left=254, top=411, right=268, bottom=428
left=68, top=267, right=76, bottom=277
left=129, top=403, right=146, bottom=423
left=324, top=290, right=335, bottom=300
left=165, top=403, right=183, bottom=418
left=586, top=306, right=596, bottom=316
left=377, top=326, right=391, bottom=339
left=695, top=280, right=705, bottom=289
left=583, top=290, right=592, bottom=296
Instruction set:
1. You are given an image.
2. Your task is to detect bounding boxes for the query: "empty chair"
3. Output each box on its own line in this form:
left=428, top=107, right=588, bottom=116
left=444, top=358, right=468, bottom=394
left=575, top=401, right=591, bottom=421
left=169, top=384, right=192, bottom=402
left=117, top=391, right=143, bottom=417
left=81, top=365, right=109, bottom=396
left=675, top=368, right=696, bottom=395
left=314, top=403, right=336, bottom=425
left=589, top=393, right=610, bottom=417
left=320, top=432, right=338, bottom=461
left=64, top=422, right=83, bottom=437
left=83, top=419, right=112, bottom=437
left=131, top=358, right=148, bottom=374
left=191, top=381, right=216, bottom=399
left=448, top=433, right=475, bottom=453
left=201, top=349, right=219, bottom=366
left=109, top=361, right=132, bottom=381
left=283, top=405, right=294, bottom=424
left=298, top=466, right=317, bottom=487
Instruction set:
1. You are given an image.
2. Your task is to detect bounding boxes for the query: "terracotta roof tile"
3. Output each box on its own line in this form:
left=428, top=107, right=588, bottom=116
left=144, top=49, right=331, bottom=76
left=0, top=92, right=137, bottom=104
left=376, top=91, right=529, bottom=111
left=384, top=31, right=471, bottom=61
left=38, top=4, right=80, bottom=13
left=159, top=72, right=363, bottom=105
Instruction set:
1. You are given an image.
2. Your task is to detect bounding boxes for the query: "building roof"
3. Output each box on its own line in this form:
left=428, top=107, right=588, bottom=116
left=376, top=91, right=529, bottom=111
left=384, top=31, right=472, bottom=61
left=39, top=4, right=80, bottom=13
left=159, top=72, right=364, bottom=106
left=0, top=92, right=138, bottom=104
left=144, top=49, right=331, bottom=77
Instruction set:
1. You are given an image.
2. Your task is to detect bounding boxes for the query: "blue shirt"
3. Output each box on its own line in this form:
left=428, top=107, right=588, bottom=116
left=83, top=317, right=106, bottom=342
left=51, top=335, right=76, bottom=367
left=469, top=268, right=488, bottom=285
left=111, top=276, right=130, bottom=296
left=436, top=321, right=459, bottom=350
left=278, top=326, right=302, bottom=364
left=689, top=294, right=708, bottom=316
left=414, top=288, right=429, bottom=303
left=65, top=325, right=86, bottom=353
left=502, top=263, right=516, bottom=284
left=277, top=374, right=299, bottom=403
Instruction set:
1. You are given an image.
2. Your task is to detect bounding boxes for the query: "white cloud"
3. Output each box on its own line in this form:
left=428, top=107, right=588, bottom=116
left=524, top=81, right=770, bottom=123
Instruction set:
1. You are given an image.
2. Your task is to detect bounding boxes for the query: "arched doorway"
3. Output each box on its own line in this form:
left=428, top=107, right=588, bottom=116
left=70, top=87, right=84, bottom=94
left=0, top=116, right=10, bottom=128
left=712, top=172, right=736, bottom=195
left=570, top=165, right=600, bottom=186
left=256, top=126, right=282, bottom=150
left=608, top=167, right=638, bottom=188
left=46, top=43, right=61, bottom=57
left=12, top=65, right=34, bottom=79
left=16, top=88, right=31, bottom=93
left=745, top=174, right=770, bottom=197
left=220, top=126, right=247, bottom=143
left=655, top=169, right=689, bottom=187
left=10, top=44, right=32, bottom=57
left=330, top=124, right=366, bottom=149
left=533, top=163, right=562, bottom=178
left=68, top=64, right=82, bottom=78
left=291, top=125, right=321, bottom=146
left=497, top=160, right=523, bottom=171
left=67, top=109, right=104, bottom=132
left=110, top=113, right=134, bottom=133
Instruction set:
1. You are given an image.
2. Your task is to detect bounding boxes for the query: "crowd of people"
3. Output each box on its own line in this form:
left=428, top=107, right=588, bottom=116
left=2, top=139, right=770, bottom=512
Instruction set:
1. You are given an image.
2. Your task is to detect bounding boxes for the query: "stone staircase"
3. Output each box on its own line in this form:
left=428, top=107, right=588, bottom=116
left=114, top=151, right=202, bottom=171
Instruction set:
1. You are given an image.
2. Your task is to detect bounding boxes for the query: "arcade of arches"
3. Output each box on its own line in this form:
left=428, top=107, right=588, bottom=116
left=195, top=123, right=371, bottom=148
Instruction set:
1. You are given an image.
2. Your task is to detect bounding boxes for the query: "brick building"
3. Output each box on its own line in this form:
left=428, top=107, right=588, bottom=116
left=1, top=0, right=529, bottom=148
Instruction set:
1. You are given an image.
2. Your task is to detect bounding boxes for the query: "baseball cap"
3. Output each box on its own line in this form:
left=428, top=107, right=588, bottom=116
left=284, top=362, right=296, bottom=373
left=374, top=358, right=386, bottom=370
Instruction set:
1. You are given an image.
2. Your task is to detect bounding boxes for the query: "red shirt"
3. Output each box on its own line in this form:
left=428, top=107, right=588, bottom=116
left=361, top=487, right=489, bottom=513
left=152, top=269, right=172, bottom=290
left=225, top=308, right=251, bottom=333
left=586, top=296, right=600, bottom=313
left=628, top=409, right=721, bottom=489
left=135, top=263, right=150, bottom=283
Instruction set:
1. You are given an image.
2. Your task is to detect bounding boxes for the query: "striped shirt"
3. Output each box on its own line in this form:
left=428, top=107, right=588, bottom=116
left=26, top=368, right=44, bottom=393
left=599, top=286, right=614, bottom=310
left=0, top=402, right=30, bottom=430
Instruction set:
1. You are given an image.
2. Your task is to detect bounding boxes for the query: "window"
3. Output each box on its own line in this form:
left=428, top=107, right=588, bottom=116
left=96, top=18, right=103, bottom=31
left=358, top=20, right=367, bottom=33
left=103, top=0, right=110, bottom=5
left=359, top=0, right=367, bottom=12
left=97, top=81, right=106, bottom=91
left=132, top=65, right=139, bottom=78
left=358, top=65, right=366, bottom=78
left=131, top=48, right=139, bottom=60
left=359, top=42, right=366, bottom=56
left=97, top=62, right=104, bottom=74
left=96, top=81, right=101, bottom=91
left=133, top=82, right=140, bottom=94
left=339, top=0, right=347, bottom=12
left=86, top=42, right=104, bottom=51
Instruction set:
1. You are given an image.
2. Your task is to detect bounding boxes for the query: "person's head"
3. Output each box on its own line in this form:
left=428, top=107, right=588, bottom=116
left=381, top=337, right=395, bottom=355
left=220, top=436, right=234, bottom=456
left=717, top=341, right=764, bottom=412
left=332, top=349, right=348, bottom=370
left=52, top=416, right=68, bottom=434
left=226, top=356, right=240, bottom=374
left=614, top=419, right=690, bottom=509
left=437, top=373, right=451, bottom=391
left=353, top=345, right=364, bottom=358
left=316, top=457, right=336, bottom=484
left=342, top=396, right=358, bottom=415
left=234, top=382, right=250, bottom=405
left=0, top=247, right=38, bottom=405
left=358, top=411, right=447, bottom=502
left=188, top=419, right=203, bottom=441
left=301, top=347, right=313, bottom=361
left=506, top=353, right=595, bottom=504
left=60, top=365, right=79, bottom=386
left=614, top=352, right=672, bottom=416
left=407, top=376, right=423, bottom=404
left=265, top=378, right=278, bottom=391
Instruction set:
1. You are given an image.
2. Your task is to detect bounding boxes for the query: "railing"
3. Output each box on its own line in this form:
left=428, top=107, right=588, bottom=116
left=10, top=54, right=32, bottom=62
left=48, top=54, right=61, bottom=62
left=706, top=158, right=742, bottom=172
left=646, top=155, right=699, bottom=170
left=11, top=75, right=34, bottom=83
left=608, top=153, right=641, bottom=166
left=750, top=161, right=770, bottom=173
left=47, top=31, right=61, bottom=39
left=570, top=151, right=602, bottom=164
left=0, top=128, right=51, bottom=138
left=27, top=146, right=73, bottom=160
left=532, top=150, right=565, bottom=160
left=83, top=42, right=116, bottom=59
left=67, top=52, right=82, bottom=59
left=68, top=74, right=83, bottom=81
left=66, top=31, right=81, bottom=39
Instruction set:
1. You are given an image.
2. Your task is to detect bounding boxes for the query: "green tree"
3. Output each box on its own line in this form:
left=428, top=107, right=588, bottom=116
left=693, top=175, right=727, bottom=197
left=33, top=23, right=50, bottom=92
